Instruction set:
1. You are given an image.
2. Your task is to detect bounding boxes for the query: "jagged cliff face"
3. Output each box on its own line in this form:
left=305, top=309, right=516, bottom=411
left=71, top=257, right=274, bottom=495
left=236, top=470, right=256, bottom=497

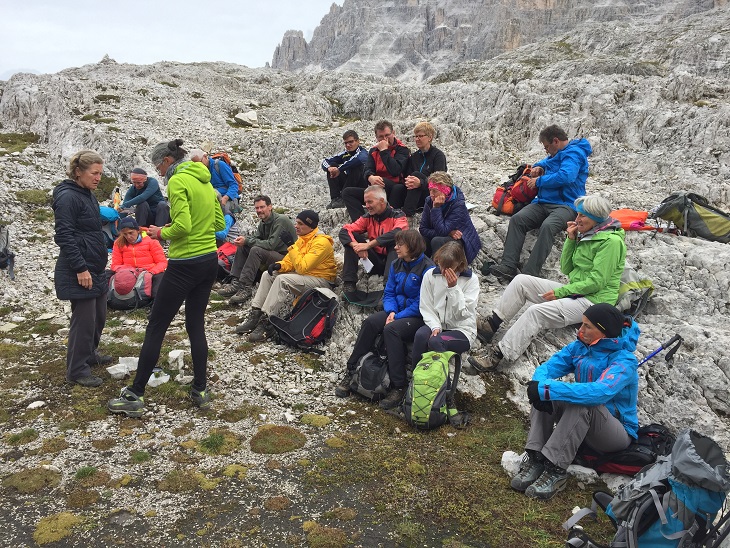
left=272, top=0, right=726, bottom=80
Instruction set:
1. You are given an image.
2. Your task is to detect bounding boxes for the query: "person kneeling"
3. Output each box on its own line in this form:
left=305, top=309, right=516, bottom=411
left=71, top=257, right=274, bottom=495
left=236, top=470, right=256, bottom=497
left=335, top=229, right=434, bottom=409
left=510, top=303, right=638, bottom=500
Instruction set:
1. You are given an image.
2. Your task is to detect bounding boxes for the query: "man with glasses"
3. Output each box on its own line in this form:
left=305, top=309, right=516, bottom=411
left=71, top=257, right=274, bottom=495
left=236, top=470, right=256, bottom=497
left=343, top=120, right=410, bottom=222
left=321, top=130, right=368, bottom=210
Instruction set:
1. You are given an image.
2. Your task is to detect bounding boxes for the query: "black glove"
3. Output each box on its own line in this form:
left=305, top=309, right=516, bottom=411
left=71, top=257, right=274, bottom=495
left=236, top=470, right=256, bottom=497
left=267, top=263, right=281, bottom=276
left=527, top=381, right=554, bottom=414
left=279, top=231, right=295, bottom=247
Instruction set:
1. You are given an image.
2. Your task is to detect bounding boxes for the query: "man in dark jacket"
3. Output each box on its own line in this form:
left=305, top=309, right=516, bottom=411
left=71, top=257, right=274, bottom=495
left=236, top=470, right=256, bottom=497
left=53, top=150, right=112, bottom=388
left=322, top=129, right=368, bottom=210
left=342, top=120, right=410, bottom=222
left=339, top=185, right=409, bottom=293
left=121, top=168, right=170, bottom=227
left=217, top=195, right=296, bottom=305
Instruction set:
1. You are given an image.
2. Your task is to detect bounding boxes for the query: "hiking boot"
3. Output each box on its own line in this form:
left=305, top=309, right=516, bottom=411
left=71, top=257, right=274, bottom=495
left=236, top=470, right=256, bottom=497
left=524, top=460, right=568, bottom=500
left=379, top=387, right=405, bottom=410
left=334, top=372, right=353, bottom=398
left=228, top=286, right=253, bottom=305
left=489, top=263, right=518, bottom=282
left=87, top=353, right=114, bottom=366
left=235, top=308, right=263, bottom=334
left=248, top=317, right=273, bottom=342
left=476, top=317, right=495, bottom=344
left=190, top=387, right=212, bottom=409
left=510, top=450, right=545, bottom=492
left=343, top=282, right=357, bottom=294
left=327, top=197, right=345, bottom=209
left=69, top=374, right=104, bottom=387
left=107, top=387, right=145, bottom=418
left=467, top=346, right=502, bottom=374
left=216, top=282, right=240, bottom=298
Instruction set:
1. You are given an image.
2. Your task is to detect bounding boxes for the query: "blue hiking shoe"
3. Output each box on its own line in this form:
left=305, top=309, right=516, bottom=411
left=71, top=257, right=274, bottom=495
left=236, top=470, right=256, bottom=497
left=190, top=387, right=212, bottom=409
left=107, top=387, right=145, bottom=418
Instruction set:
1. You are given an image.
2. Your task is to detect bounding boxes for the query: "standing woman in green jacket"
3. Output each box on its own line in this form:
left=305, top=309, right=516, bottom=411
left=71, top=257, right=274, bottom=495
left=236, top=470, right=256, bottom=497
left=468, top=195, right=626, bottom=373
left=109, top=140, right=225, bottom=417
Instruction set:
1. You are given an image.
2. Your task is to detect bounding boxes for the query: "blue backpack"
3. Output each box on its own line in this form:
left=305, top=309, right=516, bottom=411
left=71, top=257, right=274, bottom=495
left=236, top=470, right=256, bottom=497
left=564, top=429, right=730, bottom=548
left=99, top=206, right=120, bottom=250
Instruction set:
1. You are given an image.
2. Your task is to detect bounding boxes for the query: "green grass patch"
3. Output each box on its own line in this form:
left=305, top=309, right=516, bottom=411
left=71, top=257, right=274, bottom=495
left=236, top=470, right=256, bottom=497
left=217, top=402, right=265, bottom=423
left=160, top=81, right=179, bottom=88
left=190, top=91, right=203, bottom=99
left=0, top=132, right=40, bottom=154
left=199, top=428, right=241, bottom=455
left=0, top=342, right=25, bottom=360
left=3, top=467, right=61, bottom=493
left=15, top=189, right=49, bottom=205
left=32, top=208, right=54, bottom=222
left=74, top=466, right=98, bottom=480
left=81, top=112, right=116, bottom=124
left=93, top=173, right=119, bottom=203
left=32, top=321, right=64, bottom=336
left=130, top=450, right=152, bottom=464
left=33, top=512, right=83, bottom=545
left=6, top=427, right=39, bottom=445
left=290, top=124, right=327, bottom=132
left=94, top=94, right=120, bottom=103
left=250, top=425, right=307, bottom=454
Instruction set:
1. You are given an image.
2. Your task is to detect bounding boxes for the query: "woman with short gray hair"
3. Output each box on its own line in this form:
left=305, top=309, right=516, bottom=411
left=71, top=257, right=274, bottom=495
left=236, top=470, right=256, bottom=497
left=469, top=195, right=626, bottom=373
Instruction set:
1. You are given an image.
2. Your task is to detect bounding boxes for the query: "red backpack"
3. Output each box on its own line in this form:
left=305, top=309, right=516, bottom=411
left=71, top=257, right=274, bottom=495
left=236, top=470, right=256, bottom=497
left=491, top=164, right=538, bottom=215
left=269, top=288, right=339, bottom=352
left=108, top=268, right=154, bottom=310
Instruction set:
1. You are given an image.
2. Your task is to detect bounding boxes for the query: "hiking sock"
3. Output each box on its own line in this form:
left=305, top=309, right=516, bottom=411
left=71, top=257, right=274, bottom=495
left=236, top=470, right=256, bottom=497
left=526, top=449, right=545, bottom=463
left=488, top=312, right=503, bottom=332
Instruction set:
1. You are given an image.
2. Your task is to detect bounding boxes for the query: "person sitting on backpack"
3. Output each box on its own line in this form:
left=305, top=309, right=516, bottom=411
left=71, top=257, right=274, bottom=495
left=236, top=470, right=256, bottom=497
left=412, top=241, right=480, bottom=368
left=335, top=229, right=435, bottom=409
left=190, top=149, right=238, bottom=216
left=121, top=168, right=171, bottom=228
left=322, top=129, right=368, bottom=210
left=489, top=125, right=592, bottom=281
left=400, top=121, right=448, bottom=217
left=509, top=303, right=639, bottom=500
left=235, top=210, right=337, bottom=342
left=468, top=195, right=626, bottom=373
left=109, top=216, right=167, bottom=301
left=339, top=185, right=409, bottom=294
left=217, top=194, right=296, bottom=305
left=419, top=171, right=481, bottom=263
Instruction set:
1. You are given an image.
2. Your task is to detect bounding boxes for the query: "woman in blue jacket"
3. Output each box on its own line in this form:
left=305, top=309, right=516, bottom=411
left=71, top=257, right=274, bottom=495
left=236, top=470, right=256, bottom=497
left=419, top=171, right=481, bottom=264
left=510, top=303, right=639, bottom=501
left=335, top=229, right=435, bottom=409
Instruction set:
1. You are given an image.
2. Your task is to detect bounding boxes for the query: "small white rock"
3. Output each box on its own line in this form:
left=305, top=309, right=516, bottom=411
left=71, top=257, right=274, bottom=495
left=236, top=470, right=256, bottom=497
left=284, top=412, right=296, bottom=423
left=27, top=400, right=46, bottom=409
left=258, top=414, right=268, bottom=421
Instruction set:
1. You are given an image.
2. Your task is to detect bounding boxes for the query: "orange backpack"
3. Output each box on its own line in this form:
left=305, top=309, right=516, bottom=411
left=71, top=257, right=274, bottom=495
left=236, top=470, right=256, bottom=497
left=210, top=152, right=243, bottom=194
left=491, top=164, right=538, bottom=215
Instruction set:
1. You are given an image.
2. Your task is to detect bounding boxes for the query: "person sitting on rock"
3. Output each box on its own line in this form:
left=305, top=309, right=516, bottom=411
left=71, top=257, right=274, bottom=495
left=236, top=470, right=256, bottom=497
left=121, top=168, right=171, bottom=228
left=339, top=185, right=409, bottom=294
left=214, top=209, right=241, bottom=247
left=216, top=195, right=296, bottom=304
left=509, top=303, right=638, bottom=500
left=335, top=229, right=435, bottom=409
left=412, top=241, right=479, bottom=368
left=236, top=209, right=337, bottom=342
left=343, top=120, right=410, bottom=222
left=321, top=129, right=368, bottom=210
left=468, top=195, right=626, bottom=373
left=489, top=125, right=592, bottom=281
left=400, top=121, right=447, bottom=217
left=419, top=171, right=481, bottom=263
left=190, top=149, right=239, bottom=216
left=110, top=216, right=167, bottom=300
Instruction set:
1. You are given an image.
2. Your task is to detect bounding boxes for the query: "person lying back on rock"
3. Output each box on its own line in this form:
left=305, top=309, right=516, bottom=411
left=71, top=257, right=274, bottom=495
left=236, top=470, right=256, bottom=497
left=321, top=129, right=368, bottom=210
left=468, top=195, right=626, bottom=373
left=509, top=304, right=638, bottom=501
left=342, top=120, right=410, bottom=222
left=121, top=167, right=171, bottom=228
left=216, top=194, right=296, bottom=305
left=338, top=185, right=408, bottom=294
left=490, top=125, right=592, bottom=281
left=236, top=210, right=337, bottom=342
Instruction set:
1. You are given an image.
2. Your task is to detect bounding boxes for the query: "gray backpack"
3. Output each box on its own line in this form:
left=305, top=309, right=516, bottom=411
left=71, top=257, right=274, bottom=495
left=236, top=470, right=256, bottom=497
left=349, top=351, right=390, bottom=401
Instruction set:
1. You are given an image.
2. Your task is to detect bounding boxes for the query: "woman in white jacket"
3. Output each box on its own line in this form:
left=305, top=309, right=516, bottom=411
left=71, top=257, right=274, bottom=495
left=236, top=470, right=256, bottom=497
left=413, top=241, right=480, bottom=367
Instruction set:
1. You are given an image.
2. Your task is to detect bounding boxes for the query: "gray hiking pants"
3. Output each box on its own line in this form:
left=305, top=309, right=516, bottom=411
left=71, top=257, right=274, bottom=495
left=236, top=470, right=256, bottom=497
left=67, top=293, right=107, bottom=382
left=525, top=401, right=632, bottom=470
left=500, top=203, right=575, bottom=276
left=231, top=245, right=284, bottom=286
left=251, top=272, right=332, bottom=317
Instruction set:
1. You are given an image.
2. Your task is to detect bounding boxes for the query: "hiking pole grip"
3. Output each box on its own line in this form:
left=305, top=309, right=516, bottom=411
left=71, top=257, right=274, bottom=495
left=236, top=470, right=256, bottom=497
left=663, top=334, right=683, bottom=364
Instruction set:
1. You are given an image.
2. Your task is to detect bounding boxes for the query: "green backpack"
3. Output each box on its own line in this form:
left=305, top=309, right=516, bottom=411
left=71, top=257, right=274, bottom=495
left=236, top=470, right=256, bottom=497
left=652, top=192, right=730, bottom=243
left=403, top=351, right=468, bottom=430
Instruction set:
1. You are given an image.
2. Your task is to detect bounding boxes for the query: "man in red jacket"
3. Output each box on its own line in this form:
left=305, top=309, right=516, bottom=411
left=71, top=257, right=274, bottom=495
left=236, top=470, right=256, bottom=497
left=342, top=120, right=410, bottom=222
left=339, top=185, right=408, bottom=293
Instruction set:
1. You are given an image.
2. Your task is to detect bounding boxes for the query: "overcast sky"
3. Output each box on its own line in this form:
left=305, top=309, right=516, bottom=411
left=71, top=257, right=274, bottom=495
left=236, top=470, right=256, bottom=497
left=0, top=0, right=339, bottom=80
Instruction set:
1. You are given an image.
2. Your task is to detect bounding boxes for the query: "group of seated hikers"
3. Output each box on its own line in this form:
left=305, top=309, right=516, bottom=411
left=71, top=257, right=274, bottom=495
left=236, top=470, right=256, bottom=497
left=101, top=122, right=643, bottom=501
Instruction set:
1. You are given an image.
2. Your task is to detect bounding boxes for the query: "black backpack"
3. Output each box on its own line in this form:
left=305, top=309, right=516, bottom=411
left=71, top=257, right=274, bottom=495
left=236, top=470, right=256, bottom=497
left=269, top=288, right=338, bottom=352
left=0, top=223, right=15, bottom=280
left=349, top=351, right=390, bottom=401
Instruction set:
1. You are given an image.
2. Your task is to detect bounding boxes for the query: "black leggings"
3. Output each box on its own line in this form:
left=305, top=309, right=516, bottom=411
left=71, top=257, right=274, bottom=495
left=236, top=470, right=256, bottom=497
left=130, top=253, right=218, bottom=395
left=412, top=325, right=471, bottom=369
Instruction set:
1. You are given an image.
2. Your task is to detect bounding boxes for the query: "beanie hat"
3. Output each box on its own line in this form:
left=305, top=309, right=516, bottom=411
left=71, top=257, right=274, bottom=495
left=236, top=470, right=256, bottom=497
left=113, top=269, right=138, bottom=296
left=296, top=209, right=319, bottom=229
left=119, top=216, right=139, bottom=231
left=131, top=167, right=147, bottom=176
left=583, top=303, right=624, bottom=338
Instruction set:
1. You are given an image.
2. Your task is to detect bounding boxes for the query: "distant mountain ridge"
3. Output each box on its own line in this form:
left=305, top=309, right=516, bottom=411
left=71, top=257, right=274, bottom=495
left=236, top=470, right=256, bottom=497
left=272, top=0, right=725, bottom=80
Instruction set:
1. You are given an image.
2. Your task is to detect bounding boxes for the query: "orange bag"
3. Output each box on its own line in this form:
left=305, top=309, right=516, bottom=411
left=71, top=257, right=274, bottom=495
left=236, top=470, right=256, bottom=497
left=491, top=165, right=538, bottom=215
left=610, top=209, right=655, bottom=231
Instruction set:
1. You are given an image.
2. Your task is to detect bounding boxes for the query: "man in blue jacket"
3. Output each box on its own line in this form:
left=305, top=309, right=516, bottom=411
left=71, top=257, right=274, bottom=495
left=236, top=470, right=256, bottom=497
left=321, top=130, right=368, bottom=210
left=490, top=125, right=592, bottom=281
left=510, top=303, right=639, bottom=500
left=121, top=168, right=170, bottom=227
left=190, top=149, right=239, bottom=216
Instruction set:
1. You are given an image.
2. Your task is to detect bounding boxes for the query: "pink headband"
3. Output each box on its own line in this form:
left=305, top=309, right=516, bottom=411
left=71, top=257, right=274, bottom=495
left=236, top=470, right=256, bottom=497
left=428, top=181, right=452, bottom=198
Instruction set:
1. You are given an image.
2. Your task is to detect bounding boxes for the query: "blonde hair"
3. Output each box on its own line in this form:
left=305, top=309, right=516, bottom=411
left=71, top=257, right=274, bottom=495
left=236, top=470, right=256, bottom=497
left=428, top=171, right=452, bottom=187
left=413, top=121, right=435, bottom=139
left=66, top=150, right=103, bottom=180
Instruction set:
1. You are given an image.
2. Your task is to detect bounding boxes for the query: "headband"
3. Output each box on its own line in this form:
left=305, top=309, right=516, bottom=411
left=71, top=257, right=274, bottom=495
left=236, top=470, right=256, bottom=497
left=428, top=181, right=452, bottom=199
left=576, top=202, right=607, bottom=224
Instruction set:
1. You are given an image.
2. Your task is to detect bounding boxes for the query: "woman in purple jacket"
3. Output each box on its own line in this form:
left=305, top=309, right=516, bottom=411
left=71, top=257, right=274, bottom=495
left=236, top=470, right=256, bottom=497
left=419, top=171, right=481, bottom=264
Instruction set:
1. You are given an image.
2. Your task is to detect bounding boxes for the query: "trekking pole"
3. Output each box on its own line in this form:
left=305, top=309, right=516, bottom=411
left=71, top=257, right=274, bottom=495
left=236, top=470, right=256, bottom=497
left=638, top=334, right=683, bottom=367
